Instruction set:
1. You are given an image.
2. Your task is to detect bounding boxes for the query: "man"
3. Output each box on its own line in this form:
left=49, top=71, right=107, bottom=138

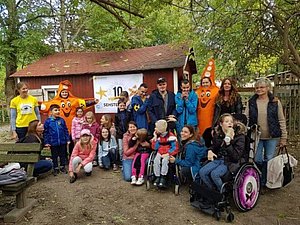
left=175, top=79, right=198, bottom=132
left=131, top=83, right=150, bottom=129
left=148, top=77, right=176, bottom=133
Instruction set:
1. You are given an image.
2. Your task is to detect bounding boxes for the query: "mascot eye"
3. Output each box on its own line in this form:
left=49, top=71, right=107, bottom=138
left=206, top=92, right=211, bottom=97
left=61, top=102, right=65, bottom=108
left=201, top=92, right=205, bottom=97
left=67, top=101, right=71, bottom=107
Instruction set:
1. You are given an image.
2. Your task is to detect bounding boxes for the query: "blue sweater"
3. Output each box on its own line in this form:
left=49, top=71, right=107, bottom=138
left=44, top=116, right=70, bottom=146
left=131, top=95, right=150, bottom=129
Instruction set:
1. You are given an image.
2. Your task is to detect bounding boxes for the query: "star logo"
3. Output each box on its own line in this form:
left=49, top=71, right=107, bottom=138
left=96, top=86, right=108, bottom=100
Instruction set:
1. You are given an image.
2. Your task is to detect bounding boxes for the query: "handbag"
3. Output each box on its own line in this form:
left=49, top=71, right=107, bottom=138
left=266, top=146, right=298, bottom=189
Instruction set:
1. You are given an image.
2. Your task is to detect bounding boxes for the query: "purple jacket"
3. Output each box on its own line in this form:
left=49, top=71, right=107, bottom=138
left=82, top=122, right=100, bottom=141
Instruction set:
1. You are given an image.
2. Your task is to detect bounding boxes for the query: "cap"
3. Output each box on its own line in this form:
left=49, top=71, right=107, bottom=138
left=157, top=77, right=167, bottom=84
left=80, top=129, right=92, bottom=137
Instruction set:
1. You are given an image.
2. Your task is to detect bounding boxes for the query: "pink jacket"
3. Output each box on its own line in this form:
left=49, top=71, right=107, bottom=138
left=68, top=138, right=98, bottom=172
left=122, top=132, right=138, bottom=160
left=71, top=117, right=84, bottom=140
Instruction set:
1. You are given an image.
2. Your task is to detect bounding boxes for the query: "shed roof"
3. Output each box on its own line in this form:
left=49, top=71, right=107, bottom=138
left=11, top=44, right=189, bottom=77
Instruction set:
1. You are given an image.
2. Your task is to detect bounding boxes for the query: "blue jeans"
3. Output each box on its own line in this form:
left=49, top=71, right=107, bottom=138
left=33, top=160, right=53, bottom=177
left=199, top=159, right=228, bottom=191
left=101, top=149, right=117, bottom=169
left=16, top=127, right=28, bottom=140
left=50, top=145, right=67, bottom=169
left=255, top=139, right=279, bottom=186
left=122, top=159, right=133, bottom=182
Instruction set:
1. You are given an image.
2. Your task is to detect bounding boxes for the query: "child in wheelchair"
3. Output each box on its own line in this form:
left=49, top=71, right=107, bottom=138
left=151, top=119, right=179, bottom=188
left=131, top=128, right=152, bottom=185
left=199, top=113, right=246, bottom=192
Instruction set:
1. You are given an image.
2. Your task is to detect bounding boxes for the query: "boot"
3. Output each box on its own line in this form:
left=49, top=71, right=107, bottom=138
left=158, top=175, right=167, bottom=188
left=153, top=176, right=160, bottom=186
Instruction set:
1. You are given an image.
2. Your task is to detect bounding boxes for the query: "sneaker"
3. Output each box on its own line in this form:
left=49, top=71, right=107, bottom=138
left=92, top=161, right=98, bottom=167
left=136, top=177, right=144, bottom=186
left=85, top=172, right=92, bottom=176
left=158, top=176, right=167, bottom=188
left=153, top=177, right=160, bottom=186
left=60, top=166, right=68, bottom=174
left=113, top=164, right=118, bottom=172
left=53, top=168, right=59, bottom=176
left=131, top=176, right=137, bottom=185
left=99, top=162, right=104, bottom=169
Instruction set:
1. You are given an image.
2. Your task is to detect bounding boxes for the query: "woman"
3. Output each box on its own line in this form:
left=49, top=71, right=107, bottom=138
left=122, top=121, right=138, bottom=181
left=169, top=125, right=207, bottom=184
left=213, top=77, right=243, bottom=126
left=245, top=77, right=287, bottom=188
left=10, top=82, right=41, bottom=140
left=17, top=120, right=53, bottom=177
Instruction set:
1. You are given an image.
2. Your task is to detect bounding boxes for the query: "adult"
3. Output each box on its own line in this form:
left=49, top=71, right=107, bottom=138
left=17, top=120, right=53, bottom=177
left=148, top=77, right=176, bottom=133
left=175, top=79, right=198, bottom=132
left=10, top=82, right=41, bottom=140
left=122, top=121, right=138, bottom=181
left=131, top=83, right=150, bottom=129
left=169, top=125, right=207, bottom=184
left=212, top=77, right=243, bottom=127
left=195, top=59, right=219, bottom=136
left=245, top=77, right=287, bottom=188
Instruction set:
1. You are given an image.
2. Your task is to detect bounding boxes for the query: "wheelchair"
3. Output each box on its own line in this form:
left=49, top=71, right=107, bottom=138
left=189, top=124, right=261, bottom=222
left=145, top=150, right=181, bottom=195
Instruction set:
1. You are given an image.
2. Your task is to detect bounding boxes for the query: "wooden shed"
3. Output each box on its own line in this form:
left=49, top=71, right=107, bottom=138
left=11, top=44, right=197, bottom=120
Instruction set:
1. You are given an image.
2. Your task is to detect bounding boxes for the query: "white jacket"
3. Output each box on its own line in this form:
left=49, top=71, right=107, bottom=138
left=266, top=154, right=298, bottom=189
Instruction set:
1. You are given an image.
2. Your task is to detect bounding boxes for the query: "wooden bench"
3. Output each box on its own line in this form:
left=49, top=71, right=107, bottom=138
left=0, top=143, right=41, bottom=223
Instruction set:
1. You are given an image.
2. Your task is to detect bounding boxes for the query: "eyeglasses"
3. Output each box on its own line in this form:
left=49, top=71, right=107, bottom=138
left=255, top=86, right=267, bottom=89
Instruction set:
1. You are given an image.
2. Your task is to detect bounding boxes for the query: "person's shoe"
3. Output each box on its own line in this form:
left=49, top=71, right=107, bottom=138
left=98, top=162, right=104, bottom=168
left=92, top=160, right=98, bottom=167
left=158, top=176, right=167, bottom=188
left=131, top=176, right=137, bottom=185
left=113, top=164, right=118, bottom=172
left=153, top=176, right=160, bottom=186
left=70, top=175, right=77, bottom=183
left=53, top=168, right=59, bottom=176
left=60, top=166, right=68, bottom=174
left=85, top=172, right=92, bottom=176
left=136, top=177, right=144, bottom=186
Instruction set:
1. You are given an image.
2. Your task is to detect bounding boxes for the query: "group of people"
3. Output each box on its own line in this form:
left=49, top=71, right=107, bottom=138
left=9, top=76, right=287, bottom=192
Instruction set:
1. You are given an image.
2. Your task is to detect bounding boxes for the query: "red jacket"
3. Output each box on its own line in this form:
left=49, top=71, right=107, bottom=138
left=151, top=132, right=179, bottom=156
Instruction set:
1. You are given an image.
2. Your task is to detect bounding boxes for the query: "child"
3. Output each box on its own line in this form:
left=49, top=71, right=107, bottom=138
left=69, top=129, right=97, bottom=183
left=199, top=113, right=246, bottom=191
left=100, top=114, right=116, bottom=138
left=82, top=111, right=100, bottom=166
left=71, top=107, right=85, bottom=144
left=98, top=127, right=118, bottom=171
left=44, top=104, right=70, bottom=176
left=131, top=128, right=151, bottom=185
left=115, top=100, right=131, bottom=164
left=151, top=119, right=179, bottom=188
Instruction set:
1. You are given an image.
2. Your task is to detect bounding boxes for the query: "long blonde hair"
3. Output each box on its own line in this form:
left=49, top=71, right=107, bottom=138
left=79, top=135, right=93, bottom=151
left=84, top=111, right=96, bottom=124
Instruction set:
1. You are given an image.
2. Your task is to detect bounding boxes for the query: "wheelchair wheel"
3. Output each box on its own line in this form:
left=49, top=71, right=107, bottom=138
left=233, top=164, right=260, bottom=211
left=146, top=151, right=156, bottom=190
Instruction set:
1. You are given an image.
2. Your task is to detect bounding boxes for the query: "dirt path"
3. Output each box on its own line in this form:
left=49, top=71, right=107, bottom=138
left=0, top=126, right=299, bottom=225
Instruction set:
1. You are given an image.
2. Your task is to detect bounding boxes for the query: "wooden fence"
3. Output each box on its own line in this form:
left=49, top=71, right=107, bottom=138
left=273, top=72, right=300, bottom=136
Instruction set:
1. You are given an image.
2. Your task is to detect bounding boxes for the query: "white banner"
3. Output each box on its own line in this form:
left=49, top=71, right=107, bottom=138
left=93, top=74, right=143, bottom=113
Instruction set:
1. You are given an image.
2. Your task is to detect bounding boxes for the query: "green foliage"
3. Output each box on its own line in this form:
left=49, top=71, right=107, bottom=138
left=247, top=54, right=278, bottom=77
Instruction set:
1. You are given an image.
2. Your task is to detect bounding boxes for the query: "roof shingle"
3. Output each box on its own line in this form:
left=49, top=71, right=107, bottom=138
left=11, top=44, right=188, bottom=77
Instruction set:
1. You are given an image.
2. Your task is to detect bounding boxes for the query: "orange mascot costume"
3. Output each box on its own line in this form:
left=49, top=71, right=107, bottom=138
left=196, top=59, right=219, bottom=136
left=40, top=80, right=98, bottom=132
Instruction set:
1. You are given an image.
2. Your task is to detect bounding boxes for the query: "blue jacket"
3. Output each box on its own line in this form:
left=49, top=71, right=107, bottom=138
left=148, top=90, right=176, bottom=124
left=131, top=95, right=150, bottom=129
left=175, top=90, right=198, bottom=131
left=175, top=140, right=207, bottom=179
left=44, top=116, right=70, bottom=146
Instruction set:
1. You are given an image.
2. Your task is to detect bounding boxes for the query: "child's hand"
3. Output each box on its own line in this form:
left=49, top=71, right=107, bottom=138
left=207, top=150, right=217, bottom=161
left=75, top=164, right=82, bottom=173
left=169, top=156, right=175, bottom=163
left=225, top=128, right=234, bottom=140
left=162, top=153, right=169, bottom=158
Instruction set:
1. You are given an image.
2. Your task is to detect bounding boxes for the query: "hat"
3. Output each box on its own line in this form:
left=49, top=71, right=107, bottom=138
left=157, top=77, right=167, bottom=84
left=80, top=129, right=92, bottom=137
left=155, top=120, right=168, bottom=133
